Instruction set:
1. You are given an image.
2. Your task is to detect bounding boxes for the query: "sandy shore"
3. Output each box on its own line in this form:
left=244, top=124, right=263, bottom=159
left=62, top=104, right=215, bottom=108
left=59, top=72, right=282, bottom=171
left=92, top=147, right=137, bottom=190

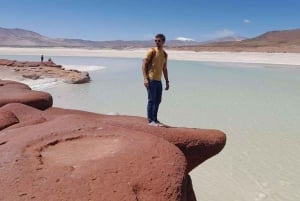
left=1, top=47, right=300, bottom=66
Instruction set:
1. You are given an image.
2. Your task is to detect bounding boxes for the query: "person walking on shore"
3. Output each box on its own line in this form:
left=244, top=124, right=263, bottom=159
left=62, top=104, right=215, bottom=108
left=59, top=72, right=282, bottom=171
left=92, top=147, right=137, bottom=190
left=142, top=34, right=169, bottom=126
left=41, top=55, right=44, bottom=63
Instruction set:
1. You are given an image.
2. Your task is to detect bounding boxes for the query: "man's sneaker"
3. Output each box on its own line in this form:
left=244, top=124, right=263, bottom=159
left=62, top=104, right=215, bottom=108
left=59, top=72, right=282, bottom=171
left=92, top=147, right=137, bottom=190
left=148, top=121, right=159, bottom=126
left=155, top=121, right=165, bottom=127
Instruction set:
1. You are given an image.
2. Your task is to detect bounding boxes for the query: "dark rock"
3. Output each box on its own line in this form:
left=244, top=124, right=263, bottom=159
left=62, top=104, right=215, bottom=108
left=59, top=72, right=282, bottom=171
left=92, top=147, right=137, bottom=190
left=22, top=73, right=40, bottom=80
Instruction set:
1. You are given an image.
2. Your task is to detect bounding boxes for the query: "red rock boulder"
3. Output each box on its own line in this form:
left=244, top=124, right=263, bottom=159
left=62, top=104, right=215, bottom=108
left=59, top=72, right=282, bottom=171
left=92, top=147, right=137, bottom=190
left=0, top=80, right=53, bottom=110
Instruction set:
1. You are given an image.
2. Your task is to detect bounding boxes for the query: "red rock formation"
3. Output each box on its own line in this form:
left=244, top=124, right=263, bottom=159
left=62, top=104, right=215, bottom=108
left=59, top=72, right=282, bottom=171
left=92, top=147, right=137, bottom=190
left=0, top=59, right=90, bottom=84
left=0, top=80, right=52, bottom=110
left=0, top=80, right=226, bottom=201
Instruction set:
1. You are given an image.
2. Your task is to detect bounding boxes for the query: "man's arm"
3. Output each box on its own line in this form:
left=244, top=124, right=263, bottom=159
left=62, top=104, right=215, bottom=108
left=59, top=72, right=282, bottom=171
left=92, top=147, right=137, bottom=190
left=163, top=62, right=169, bottom=90
left=142, top=49, right=155, bottom=89
left=142, top=59, right=150, bottom=88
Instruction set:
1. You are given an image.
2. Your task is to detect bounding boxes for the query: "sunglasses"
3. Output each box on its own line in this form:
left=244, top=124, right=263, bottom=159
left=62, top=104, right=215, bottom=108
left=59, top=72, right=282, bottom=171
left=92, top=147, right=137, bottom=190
left=155, top=39, right=162, bottom=43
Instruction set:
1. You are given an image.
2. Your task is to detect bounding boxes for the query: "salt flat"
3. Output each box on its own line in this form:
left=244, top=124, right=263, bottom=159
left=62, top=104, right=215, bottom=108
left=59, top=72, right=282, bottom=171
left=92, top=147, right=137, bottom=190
left=1, top=47, right=300, bottom=66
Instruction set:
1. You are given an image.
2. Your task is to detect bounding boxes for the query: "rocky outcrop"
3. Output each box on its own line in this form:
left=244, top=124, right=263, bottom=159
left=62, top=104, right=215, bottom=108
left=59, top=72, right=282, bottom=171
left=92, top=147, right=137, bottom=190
left=0, top=80, right=52, bottom=110
left=64, top=70, right=91, bottom=84
left=0, top=59, right=90, bottom=84
left=0, top=80, right=226, bottom=201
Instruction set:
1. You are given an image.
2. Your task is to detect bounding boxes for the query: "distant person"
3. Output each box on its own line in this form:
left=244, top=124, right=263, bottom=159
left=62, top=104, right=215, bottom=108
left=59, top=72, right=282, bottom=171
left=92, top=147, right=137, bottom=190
left=41, top=55, right=44, bottom=63
left=142, top=33, right=169, bottom=126
left=48, top=57, right=52, bottom=62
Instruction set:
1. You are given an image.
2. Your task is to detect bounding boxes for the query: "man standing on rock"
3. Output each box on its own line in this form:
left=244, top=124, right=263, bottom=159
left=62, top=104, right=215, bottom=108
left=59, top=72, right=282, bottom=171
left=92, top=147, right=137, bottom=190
left=142, top=34, right=169, bottom=126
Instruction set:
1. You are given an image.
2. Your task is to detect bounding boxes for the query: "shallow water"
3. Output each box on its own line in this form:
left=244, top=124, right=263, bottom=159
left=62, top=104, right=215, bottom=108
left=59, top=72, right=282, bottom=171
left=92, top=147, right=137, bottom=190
left=1, top=54, right=300, bottom=201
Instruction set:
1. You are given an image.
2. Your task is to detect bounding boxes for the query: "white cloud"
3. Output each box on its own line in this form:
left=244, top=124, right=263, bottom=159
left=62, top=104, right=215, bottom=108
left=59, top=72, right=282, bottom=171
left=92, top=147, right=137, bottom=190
left=214, top=29, right=235, bottom=38
left=175, top=37, right=195, bottom=41
left=244, top=19, right=251, bottom=23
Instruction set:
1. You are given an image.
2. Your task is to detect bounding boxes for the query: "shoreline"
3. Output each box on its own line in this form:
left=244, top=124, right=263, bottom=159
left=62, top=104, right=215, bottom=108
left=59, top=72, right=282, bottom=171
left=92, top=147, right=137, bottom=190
left=0, top=47, right=300, bottom=66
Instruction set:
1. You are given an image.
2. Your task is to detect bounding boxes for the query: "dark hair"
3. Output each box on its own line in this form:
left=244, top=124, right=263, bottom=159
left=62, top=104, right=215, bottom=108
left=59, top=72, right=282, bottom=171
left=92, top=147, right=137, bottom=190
left=155, top=34, right=166, bottom=42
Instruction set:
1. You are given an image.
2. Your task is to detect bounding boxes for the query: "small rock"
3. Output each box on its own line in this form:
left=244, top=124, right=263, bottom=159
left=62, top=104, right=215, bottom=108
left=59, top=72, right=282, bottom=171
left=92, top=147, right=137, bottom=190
left=22, top=74, right=40, bottom=80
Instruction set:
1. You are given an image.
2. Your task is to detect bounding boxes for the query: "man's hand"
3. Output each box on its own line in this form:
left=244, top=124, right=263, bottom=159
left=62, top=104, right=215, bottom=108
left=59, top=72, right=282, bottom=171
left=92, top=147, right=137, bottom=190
left=165, top=81, right=169, bottom=90
left=144, top=79, right=149, bottom=89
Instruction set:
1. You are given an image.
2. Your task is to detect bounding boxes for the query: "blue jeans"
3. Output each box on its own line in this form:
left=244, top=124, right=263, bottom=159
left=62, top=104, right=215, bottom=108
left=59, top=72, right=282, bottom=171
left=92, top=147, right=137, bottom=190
left=147, top=80, right=162, bottom=123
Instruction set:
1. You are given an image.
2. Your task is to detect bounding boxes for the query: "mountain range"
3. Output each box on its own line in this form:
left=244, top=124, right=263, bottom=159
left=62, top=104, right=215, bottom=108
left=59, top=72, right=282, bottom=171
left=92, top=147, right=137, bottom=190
left=173, top=29, right=300, bottom=53
left=0, top=27, right=203, bottom=48
left=1, top=27, right=300, bottom=52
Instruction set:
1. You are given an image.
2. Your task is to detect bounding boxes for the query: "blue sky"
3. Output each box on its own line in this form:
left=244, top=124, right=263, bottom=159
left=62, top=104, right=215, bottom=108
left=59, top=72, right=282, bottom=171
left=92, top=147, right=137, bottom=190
left=0, top=0, right=299, bottom=41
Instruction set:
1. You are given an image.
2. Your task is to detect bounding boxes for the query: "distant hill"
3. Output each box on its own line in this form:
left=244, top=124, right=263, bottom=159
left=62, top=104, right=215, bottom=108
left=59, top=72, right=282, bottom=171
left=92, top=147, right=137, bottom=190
left=173, top=28, right=300, bottom=53
left=249, top=29, right=300, bottom=42
left=0, top=27, right=202, bottom=48
left=1, top=27, right=300, bottom=52
left=0, top=27, right=70, bottom=47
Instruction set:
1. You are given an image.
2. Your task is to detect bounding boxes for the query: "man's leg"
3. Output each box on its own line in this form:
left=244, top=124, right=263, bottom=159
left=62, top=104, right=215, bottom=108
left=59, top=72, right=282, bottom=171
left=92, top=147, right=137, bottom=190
left=152, top=81, right=162, bottom=123
left=147, top=82, right=154, bottom=123
left=147, top=80, right=162, bottom=123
